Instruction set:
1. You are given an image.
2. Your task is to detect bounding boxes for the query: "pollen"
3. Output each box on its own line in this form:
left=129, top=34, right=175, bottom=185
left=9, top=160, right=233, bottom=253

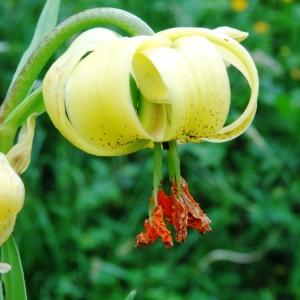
left=136, top=177, right=211, bottom=248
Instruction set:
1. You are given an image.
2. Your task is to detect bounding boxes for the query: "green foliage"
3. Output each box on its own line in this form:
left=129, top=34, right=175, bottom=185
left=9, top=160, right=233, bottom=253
left=1, top=0, right=300, bottom=299
left=1, top=237, right=27, bottom=300
left=7, top=0, right=60, bottom=92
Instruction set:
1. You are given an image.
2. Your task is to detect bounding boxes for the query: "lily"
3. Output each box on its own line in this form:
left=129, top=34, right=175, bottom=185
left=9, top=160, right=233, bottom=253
left=43, top=25, right=258, bottom=247
left=43, top=26, right=258, bottom=153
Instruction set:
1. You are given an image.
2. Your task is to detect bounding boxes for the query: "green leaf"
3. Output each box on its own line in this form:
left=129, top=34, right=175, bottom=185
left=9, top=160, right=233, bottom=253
left=124, top=290, right=137, bottom=300
left=0, top=282, right=4, bottom=300
left=1, top=236, right=27, bottom=300
left=7, top=0, right=61, bottom=92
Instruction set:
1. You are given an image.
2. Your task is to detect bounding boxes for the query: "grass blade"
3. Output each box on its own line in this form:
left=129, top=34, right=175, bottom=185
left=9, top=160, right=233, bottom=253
left=1, top=236, right=27, bottom=300
left=124, top=290, right=137, bottom=300
left=0, top=282, right=4, bottom=300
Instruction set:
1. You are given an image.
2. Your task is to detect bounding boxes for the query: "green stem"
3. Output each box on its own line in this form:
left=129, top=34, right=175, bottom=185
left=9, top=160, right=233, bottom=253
left=0, top=8, right=154, bottom=123
left=153, top=142, right=162, bottom=206
left=0, top=87, right=43, bottom=153
left=166, top=140, right=181, bottom=192
left=3, top=86, right=44, bottom=129
left=0, top=126, right=16, bottom=154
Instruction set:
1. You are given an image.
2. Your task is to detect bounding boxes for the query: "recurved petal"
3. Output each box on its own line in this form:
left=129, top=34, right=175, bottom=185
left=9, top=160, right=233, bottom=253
left=133, top=43, right=198, bottom=141
left=157, top=27, right=258, bottom=143
left=173, top=35, right=230, bottom=141
left=44, top=33, right=160, bottom=156
left=200, top=31, right=258, bottom=142
left=214, top=26, right=249, bottom=42
left=43, top=29, right=121, bottom=155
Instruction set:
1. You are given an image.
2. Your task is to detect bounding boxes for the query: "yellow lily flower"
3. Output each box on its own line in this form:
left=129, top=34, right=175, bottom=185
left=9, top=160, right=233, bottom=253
left=43, top=26, right=258, bottom=155
left=43, top=26, right=259, bottom=247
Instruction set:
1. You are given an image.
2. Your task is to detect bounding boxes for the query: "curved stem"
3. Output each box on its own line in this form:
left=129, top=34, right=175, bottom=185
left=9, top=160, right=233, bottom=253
left=0, top=8, right=154, bottom=123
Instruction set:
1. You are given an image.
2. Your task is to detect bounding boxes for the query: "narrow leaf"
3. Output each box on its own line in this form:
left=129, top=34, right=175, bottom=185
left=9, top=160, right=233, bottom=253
left=0, top=282, right=4, bottom=300
left=1, top=236, right=27, bottom=300
left=124, top=290, right=137, bottom=300
left=8, top=0, right=61, bottom=92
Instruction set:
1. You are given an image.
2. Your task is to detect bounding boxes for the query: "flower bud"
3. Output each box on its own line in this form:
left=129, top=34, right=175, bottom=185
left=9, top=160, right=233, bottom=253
left=7, top=114, right=36, bottom=175
left=0, top=153, right=25, bottom=246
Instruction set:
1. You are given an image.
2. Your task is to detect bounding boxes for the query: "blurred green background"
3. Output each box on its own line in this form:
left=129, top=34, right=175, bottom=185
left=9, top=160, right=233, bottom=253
left=1, top=0, right=300, bottom=299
